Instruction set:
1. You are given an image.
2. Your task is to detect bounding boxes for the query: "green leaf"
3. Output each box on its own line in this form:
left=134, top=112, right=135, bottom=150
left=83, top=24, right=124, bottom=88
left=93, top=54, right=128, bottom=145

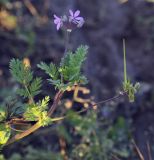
left=10, top=59, right=33, bottom=85
left=0, top=106, right=6, bottom=122
left=56, top=125, right=72, bottom=143
left=24, top=103, right=40, bottom=121
left=38, top=111, right=52, bottom=127
left=37, top=46, right=88, bottom=90
left=16, top=88, right=29, bottom=98
left=9, top=146, right=63, bottom=160
left=29, top=77, right=42, bottom=97
left=10, top=59, right=42, bottom=99
left=0, top=154, right=5, bottom=160
left=0, top=124, right=11, bottom=145
left=37, top=62, right=59, bottom=80
left=24, top=96, right=50, bottom=123
left=66, top=111, right=96, bottom=136
left=2, top=97, right=25, bottom=119
left=48, top=79, right=61, bottom=89
left=16, top=77, right=42, bottom=99
left=60, top=45, right=88, bottom=83
left=38, top=96, right=50, bottom=110
left=123, top=81, right=140, bottom=103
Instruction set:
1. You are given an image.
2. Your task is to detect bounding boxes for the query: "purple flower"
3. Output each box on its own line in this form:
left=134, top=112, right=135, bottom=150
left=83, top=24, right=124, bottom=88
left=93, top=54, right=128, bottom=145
left=53, top=10, right=84, bottom=31
left=53, top=14, right=63, bottom=30
left=69, top=10, right=84, bottom=27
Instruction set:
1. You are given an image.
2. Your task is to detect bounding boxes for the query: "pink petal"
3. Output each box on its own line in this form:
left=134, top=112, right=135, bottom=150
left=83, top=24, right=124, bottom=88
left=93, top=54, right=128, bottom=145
left=75, top=17, right=83, bottom=21
left=74, top=10, right=80, bottom=17
left=54, top=14, right=59, bottom=19
left=69, top=16, right=73, bottom=21
left=54, top=19, right=59, bottom=24
left=57, top=23, right=61, bottom=30
left=69, top=10, right=74, bottom=16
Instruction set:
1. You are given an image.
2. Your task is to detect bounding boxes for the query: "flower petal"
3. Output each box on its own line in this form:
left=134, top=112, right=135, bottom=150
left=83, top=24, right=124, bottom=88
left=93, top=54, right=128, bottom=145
left=75, top=17, right=84, bottom=21
left=69, top=10, right=74, bottom=17
left=57, top=23, right=61, bottom=30
left=77, top=21, right=84, bottom=27
left=69, top=16, right=73, bottom=22
left=54, top=14, right=59, bottom=19
left=54, top=19, right=59, bottom=24
left=74, top=10, right=80, bottom=17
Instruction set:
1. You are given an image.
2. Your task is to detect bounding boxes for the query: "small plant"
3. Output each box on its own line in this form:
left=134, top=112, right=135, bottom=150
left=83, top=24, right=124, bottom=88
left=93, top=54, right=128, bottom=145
left=0, top=9, right=139, bottom=152
left=122, top=39, right=140, bottom=102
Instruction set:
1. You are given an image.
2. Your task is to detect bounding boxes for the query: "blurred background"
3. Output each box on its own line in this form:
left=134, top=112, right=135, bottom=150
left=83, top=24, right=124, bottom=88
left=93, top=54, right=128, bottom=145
left=0, top=0, right=154, bottom=159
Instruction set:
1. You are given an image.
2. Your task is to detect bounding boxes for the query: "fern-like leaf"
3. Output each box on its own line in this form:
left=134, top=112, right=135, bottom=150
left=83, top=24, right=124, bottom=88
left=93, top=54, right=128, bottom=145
left=60, top=45, right=88, bottom=82
left=29, top=77, right=42, bottom=97
left=17, top=88, right=29, bottom=98
left=24, top=96, right=50, bottom=122
left=37, top=46, right=88, bottom=90
left=37, top=62, right=59, bottom=80
left=10, top=58, right=33, bottom=85
left=38, top=96, right=50, bottom=110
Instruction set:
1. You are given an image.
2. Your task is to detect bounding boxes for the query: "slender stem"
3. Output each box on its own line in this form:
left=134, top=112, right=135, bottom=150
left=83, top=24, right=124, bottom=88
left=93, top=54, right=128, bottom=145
left=9, top=126, right=28, bottom=132
left=8, top=121, right=32, bottom=126
left=61, top=30, right=71, bottom=82
left=5, top=90, right=126, bottom=145
left=50, top=91, right=127, bottom=122
left=6, top=123, right=41, bottom=145
left=64, top=30, right=71, bottom=54
left=147, top=141, right=152, bottom=160
left=132, top=139, right=144, bottom=160
left=48, top=91, right=64, bottom=116
left=123, top=39, right=127, bottom=83
left=91, top=91, right=127, bottom=106
left=24, top=84, right=34, bottom=104
left=111, top=154, right=122, bottom=160
left=23, top=0, right=39, bottom=17
left=5, top=90, right=64, bottom=146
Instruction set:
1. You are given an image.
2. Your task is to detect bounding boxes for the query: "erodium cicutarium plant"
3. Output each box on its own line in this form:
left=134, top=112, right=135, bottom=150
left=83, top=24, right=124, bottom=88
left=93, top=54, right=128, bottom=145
left=0, top=9, right=139, bottom=149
